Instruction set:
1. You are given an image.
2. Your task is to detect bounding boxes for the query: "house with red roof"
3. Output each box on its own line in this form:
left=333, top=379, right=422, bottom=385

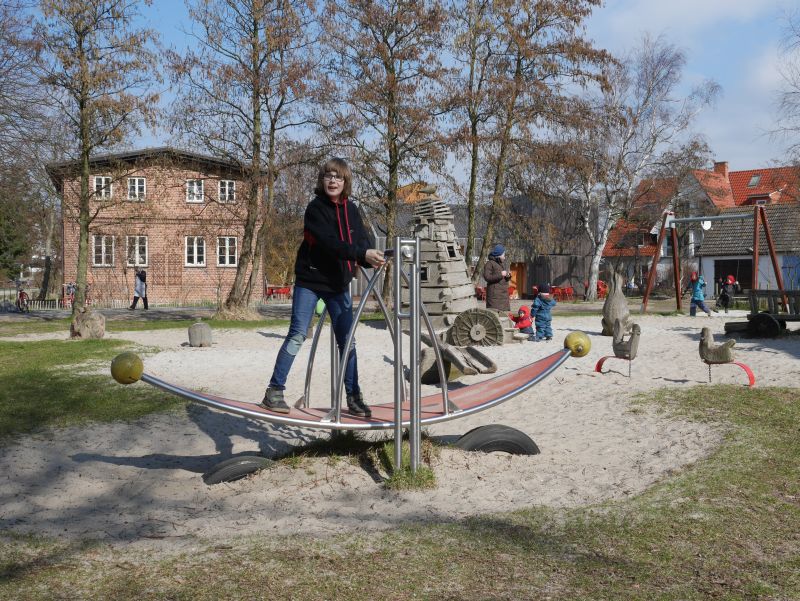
left=604, top=161, right=800, bottom=292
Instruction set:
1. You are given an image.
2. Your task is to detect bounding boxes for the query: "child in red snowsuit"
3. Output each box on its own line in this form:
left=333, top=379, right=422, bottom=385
left=509, top=305, right=534, bottom=337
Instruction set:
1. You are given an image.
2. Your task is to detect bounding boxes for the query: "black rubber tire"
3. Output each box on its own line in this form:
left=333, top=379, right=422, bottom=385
left=453, top=424, right=540, bottom=455
left=749, top=312, right=781, bottom=338
left=202, top=455, right=274, bottom=485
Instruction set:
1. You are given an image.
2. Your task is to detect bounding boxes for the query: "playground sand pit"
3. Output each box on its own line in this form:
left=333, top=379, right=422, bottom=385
left=2, top=312, right=797, bottom=550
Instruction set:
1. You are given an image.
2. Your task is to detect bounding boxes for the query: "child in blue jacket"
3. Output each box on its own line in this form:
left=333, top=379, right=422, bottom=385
left=685, top=271, right=712, bottom=317
left=530, top=283, right=557, bottom=341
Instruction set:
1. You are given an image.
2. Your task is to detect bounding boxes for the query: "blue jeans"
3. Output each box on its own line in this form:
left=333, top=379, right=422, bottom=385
left=690, top=299, right=710, bottom=316
left=269, top=286, right=360, bottom=394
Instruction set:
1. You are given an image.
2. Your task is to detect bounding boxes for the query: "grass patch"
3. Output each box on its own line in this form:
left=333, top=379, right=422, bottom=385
left=0, top=318, right=72, bottom=336
left=379, top=436, right=438, bottom=490
left=107, top=317, right=288, bottom=332
left=0, top=313, right=384, bottom=338
left=1, top=385, right=798, bottom=599
left=276, top=430, right=438, bottom=490
left=0, top=338, right=183, bottom=440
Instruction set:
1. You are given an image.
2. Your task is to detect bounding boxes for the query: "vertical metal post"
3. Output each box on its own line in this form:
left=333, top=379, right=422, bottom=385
left=330, top=322, right=339, bottom=409
left=392, top=236, right=403, bottom=471
left=409, top=238, right=421, bottom=472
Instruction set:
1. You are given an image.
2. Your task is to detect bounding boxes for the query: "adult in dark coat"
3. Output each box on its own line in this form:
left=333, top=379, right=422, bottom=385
left=483, top=244, right=511, bottom=311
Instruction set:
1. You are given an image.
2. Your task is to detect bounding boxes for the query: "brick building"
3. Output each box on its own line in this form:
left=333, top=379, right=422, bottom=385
left=47, top=147, right=260, bottom=306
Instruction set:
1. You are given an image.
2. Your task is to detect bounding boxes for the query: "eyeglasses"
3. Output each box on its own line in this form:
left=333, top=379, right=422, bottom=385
left=323, top=172, right=344, bottom=182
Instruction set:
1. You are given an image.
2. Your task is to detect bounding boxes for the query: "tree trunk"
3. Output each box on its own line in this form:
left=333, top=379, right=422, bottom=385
left=37, top=208, right=56, bottom=301
left=465, top=121, right=479, bottom=269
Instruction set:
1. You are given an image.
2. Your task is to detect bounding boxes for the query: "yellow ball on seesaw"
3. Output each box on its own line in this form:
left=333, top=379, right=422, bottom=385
left=564, top=331, right=591, bottom=357
left=111, top=352, right=144, bottom=384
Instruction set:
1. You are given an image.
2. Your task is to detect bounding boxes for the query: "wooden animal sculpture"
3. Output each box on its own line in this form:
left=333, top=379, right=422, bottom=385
left=698, top=327, right=755, bottom=387
left=595, top=318, right=640, bottom=377
left=601, top=270, right=630, bottom=336
left=612, top=318, right=640, bottom=360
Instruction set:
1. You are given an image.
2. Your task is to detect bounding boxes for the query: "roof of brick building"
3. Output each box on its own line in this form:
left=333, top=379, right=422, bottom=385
left=727, top=167, right=799, bottom=206
left=699, top=204, right=800, bottom=255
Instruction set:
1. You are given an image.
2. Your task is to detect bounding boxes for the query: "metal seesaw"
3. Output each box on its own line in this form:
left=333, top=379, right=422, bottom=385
left=111, top=236, right=592, bottom=478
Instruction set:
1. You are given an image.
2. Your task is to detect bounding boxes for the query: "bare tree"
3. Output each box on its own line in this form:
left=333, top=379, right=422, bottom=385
left=0, top=2, right=66, bottom=292
left=776, top=10, right=800, bottom=159
left=168, top=0, right=317, bottom=315
left=320, top=0, right=448, bottom=297
left=445, top=0, right=494, bottom=268
left=34, top=0, right=160, bottom=317
left=0, top=1, right=43, bottom=155
left=556, top=36, right=718, bottom=300
left=447, top=0, right=608, bottom=283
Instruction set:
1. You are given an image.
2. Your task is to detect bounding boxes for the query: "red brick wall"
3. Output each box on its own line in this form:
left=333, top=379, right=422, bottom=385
left=61, top=161, right=261, bottom=305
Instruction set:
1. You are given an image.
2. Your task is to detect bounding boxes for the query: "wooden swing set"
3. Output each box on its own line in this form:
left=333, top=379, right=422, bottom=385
left=640, top=205, right=789, bottom=314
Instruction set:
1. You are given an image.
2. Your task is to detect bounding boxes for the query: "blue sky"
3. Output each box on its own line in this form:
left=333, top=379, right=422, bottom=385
left=142, top=0, right=796, bottom=172
left=587, top=0, right=796, bottom=171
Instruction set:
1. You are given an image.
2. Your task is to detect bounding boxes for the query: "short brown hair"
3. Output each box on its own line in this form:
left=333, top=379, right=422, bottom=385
left=314, top=157, right=353, bottom=198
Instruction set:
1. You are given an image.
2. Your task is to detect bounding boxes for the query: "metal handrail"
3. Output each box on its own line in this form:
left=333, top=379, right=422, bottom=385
left=302, top=246, right=450, bottom=427
left=300, top=307, right=327, bottom=408
left=397, top=265, right=450, bottom=415
left=329, top=261, right=389, bottom=422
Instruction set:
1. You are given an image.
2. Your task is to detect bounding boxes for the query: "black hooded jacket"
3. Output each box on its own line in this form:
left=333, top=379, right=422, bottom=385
left=293, top=195, right=371, bottom=293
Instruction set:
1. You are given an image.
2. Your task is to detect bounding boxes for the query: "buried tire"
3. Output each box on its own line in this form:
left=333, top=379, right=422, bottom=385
left=202, top=455, right=274, bottom=485
left=453, top=424, right=540, bottom=455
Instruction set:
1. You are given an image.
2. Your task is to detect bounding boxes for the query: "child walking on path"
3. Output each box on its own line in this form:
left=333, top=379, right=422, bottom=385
left=531, top=283, right=557, bottom=341
left=685, top=271, right=712, bottom=317
left=509, top=305, right=534, bottom=336
left=261, top=158, right=385, bottom=416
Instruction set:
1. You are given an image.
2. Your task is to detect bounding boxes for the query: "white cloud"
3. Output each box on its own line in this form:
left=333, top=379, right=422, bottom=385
left=599, top=0, right=781, bottom=35
left=587, top=0, right=792, bottom=53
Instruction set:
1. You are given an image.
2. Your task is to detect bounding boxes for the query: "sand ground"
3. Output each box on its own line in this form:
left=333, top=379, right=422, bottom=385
left=1, top=310, right=797, bottom=550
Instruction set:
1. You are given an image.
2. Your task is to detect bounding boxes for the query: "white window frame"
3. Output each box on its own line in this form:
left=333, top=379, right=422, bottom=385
left=219, top=180, right=236, bottom=203
left=127, top=177, right=146, bottom=201
left=217, top=236, right=238, bottom=266
left=186, top=179, right=204, bottom=203
left=185, top=236, right=206, bottom=267
left=92, top=234, right=115, bottom=266
left=126, top=235, right=148, bottom=267
left=94, top=176, right=112, bottom=199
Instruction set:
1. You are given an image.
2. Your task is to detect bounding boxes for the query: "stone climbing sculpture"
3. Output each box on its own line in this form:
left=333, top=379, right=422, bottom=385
left=402, top=190, right=518, bottom=345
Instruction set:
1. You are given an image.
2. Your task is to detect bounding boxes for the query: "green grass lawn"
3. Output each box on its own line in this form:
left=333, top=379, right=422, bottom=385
left=0, top=338, right=184, bottom=439
left=0, top=330, right=798, bottom=599
left=0, top=317, right=291, bottom=337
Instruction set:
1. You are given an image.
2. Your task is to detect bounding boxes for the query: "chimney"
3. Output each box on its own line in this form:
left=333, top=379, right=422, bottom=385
left=713, top=161, right=729, bottom=178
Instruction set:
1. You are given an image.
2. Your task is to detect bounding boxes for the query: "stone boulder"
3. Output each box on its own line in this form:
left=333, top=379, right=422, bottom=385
left=601, top=271, right=630, bottom=336
left=70, top=307, right=106, bottom=339
left=188, top=322, right=213, bottom=347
